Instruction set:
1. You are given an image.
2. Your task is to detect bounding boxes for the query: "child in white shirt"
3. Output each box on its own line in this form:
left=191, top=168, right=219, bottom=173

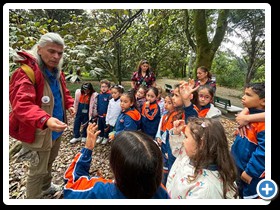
left=104, top=85, right=124, bottom=144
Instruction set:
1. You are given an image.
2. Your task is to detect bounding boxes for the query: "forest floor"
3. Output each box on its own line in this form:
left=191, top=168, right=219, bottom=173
left=8, top=78, right=242, bottom=199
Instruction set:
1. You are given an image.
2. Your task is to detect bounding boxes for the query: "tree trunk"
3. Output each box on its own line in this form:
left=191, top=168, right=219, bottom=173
left=116, top=40, right=122, bottom=85
left=191, top=10, right=229, bottom=73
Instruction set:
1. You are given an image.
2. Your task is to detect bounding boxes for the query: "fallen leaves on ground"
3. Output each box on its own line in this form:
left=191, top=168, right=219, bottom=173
left=8, top=115, right=238, bottom=199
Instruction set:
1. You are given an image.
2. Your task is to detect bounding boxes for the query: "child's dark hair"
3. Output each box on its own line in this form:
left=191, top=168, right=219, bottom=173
left=111, top=84, right=125, bottom=94
left=197, top=85, right=215, bottom=98
left=246, top=82, right=265, bottom=99
left=187, top=117, right=238, bottom=198
left=137, top=85, right=148, bottom=95
left=195, top=85, right=215, bottom=107
left=172, top=84, right=185, bottom=121
left=165, top=92, right=174, bottom=103
left=147, top=86, right=159, bottom=97
left=127, top=88, right=136, bottom=96
left=81, top=82, right=95, bottom=95
left=110, top=130, right=163, bottom=198
left=122, top=91, right=137, bottom=108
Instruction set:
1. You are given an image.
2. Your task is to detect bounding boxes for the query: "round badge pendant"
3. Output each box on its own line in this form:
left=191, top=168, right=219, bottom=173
left=41, top=96, right=50, bottom=104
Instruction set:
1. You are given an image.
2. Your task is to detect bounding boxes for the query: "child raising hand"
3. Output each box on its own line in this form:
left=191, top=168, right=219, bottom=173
left=64, top=123, right=169, bottom=199
left=166, top=117, right=239, bottom=199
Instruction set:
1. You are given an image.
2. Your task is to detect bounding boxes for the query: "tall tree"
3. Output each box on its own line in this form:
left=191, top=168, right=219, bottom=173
left=184, top=9, right=230, bottom=72
left=230, top=9, right=265, bottom=85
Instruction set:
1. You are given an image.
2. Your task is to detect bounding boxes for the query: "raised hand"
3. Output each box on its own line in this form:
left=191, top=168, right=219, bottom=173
left=179, top=79, right=199, bottom=101
left=85, top=123, right=101, bottom=150
left=172, top=120, right=186, bottom=135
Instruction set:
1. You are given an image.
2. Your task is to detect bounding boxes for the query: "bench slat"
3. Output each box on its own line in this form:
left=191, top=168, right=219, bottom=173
left=214, top=96, right=242, bottom=113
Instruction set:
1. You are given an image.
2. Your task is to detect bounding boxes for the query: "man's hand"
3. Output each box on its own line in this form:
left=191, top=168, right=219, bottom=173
left=46, top=117, right=67, bottom=132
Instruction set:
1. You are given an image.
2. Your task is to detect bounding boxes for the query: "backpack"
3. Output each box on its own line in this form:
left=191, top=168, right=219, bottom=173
left=21, top=64, right=35, bottom=85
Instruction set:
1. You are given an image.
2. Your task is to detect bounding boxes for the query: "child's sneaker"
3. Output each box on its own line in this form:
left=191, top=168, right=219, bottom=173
left=70, top=137, right=81, bottom=144
left=96, top=136, right=103, bottom=144
left=81, top=137, right=87, bottom=143
left=101, top=138, right=109, bottom=144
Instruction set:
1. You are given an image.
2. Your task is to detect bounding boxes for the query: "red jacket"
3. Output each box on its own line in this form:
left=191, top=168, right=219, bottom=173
left=9, top=51, right=74, bottom=143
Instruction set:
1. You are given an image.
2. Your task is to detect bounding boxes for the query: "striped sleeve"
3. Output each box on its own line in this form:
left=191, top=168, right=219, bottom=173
left=63, top=148, right=113, bottom=199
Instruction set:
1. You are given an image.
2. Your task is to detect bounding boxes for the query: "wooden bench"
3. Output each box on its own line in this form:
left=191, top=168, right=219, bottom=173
left=214, top=96, right=243, bottom=113
left=165, top=84, right=173, bottom=93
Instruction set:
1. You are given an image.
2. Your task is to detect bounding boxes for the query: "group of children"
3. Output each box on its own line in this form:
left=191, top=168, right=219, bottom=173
left=65, top=79, right=265, bottom=200
left=70, top=80, right=167, bottom=145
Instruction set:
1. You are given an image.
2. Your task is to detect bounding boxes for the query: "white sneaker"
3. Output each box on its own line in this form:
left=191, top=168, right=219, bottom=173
left=42, top=183, right=62, bottom=196
left=70, top=137, right=81, bottom=144
left=101, top=138, right=109, bottom=144
left=81, top=137, right=87, bottom=143
left=96, top=137, right=103, bottom=144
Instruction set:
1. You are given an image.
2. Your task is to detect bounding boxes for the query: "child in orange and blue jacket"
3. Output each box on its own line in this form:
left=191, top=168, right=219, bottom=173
left=193, top=85, right=221, bottom=118
left=156, top=93, right=176, bottom=185
left=231, top=83, right=265, bottom=199
left=109, top=91, right=141, bottom=141
left=95, top=79, right=111, bottom=144
left=141, top=87, right=161, bottom=139
left=64, top=124, right=169, bottom=199
left=166, top=82, right=198, bottom=175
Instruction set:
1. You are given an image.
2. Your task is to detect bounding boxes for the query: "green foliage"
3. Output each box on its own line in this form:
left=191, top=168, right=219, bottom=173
left=212, top=51, right=245, bottom=88
left=8, top=9, right=265, bottom=89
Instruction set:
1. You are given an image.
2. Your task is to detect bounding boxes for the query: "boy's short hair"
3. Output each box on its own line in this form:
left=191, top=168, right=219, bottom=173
left=100, top=79, right=111, bottom=88
left=246, top=82, right=265, bottom=99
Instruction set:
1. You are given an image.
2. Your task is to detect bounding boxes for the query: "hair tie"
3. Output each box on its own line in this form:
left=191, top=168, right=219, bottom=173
left=201, top=122, right=207, bottom=128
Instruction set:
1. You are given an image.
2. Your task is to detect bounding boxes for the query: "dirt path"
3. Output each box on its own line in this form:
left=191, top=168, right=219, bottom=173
left=156, top=78, right=243, bottom=107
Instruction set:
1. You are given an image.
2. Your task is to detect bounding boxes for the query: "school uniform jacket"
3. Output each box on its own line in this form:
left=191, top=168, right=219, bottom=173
left=115, top=107, right=141, bottom=135
left=64, top=148, right=170, bottom=199
left=141, top=101, right=161, bottom=138
left=156, top=111, right=178, bottom=144
left=194, top=103, right=221, bottom=118
left=231, top=108, right=265, bottom=180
